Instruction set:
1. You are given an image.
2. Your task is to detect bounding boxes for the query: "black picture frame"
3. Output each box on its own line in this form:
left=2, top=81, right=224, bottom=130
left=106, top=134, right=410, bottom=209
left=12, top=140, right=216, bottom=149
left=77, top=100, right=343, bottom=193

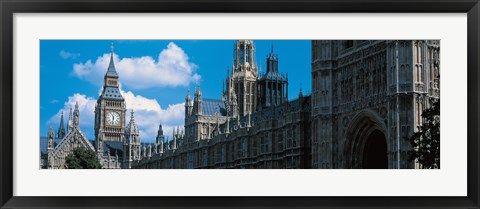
left=1, top=0, right=479, bottom=208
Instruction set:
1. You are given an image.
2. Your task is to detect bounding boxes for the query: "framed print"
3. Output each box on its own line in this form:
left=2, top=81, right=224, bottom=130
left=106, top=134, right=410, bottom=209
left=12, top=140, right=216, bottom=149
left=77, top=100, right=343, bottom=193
left=1, top=0, right=479, bottom=208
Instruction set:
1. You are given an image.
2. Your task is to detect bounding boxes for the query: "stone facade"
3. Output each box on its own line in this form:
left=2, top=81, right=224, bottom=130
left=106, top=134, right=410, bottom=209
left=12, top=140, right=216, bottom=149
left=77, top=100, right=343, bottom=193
left=311, top=40, right=440, bottom=169
left=43, top=40, right=440, bottom=169
left=47, top=102, right=102, bottom=169
left=133, top=40, right=310, bottom=169
left=134, top=95, right=311, bottom=169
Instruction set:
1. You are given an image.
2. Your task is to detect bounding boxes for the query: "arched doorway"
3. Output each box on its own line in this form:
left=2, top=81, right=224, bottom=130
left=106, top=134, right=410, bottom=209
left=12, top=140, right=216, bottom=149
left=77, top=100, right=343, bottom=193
left=344, top=110, right=389, bottom=169
left=362, top=130, right=388, bottom=169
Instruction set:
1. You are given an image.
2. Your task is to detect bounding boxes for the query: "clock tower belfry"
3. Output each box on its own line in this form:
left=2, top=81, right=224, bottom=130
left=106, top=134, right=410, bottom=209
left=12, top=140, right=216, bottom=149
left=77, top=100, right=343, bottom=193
left=94, top=44, right=127, bottom=155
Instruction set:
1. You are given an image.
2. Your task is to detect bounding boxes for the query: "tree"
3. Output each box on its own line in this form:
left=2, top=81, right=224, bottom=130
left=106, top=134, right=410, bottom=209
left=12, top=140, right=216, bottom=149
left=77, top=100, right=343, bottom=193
left=408, top=98, right=440, bottom=169
left=65, top=147, right=102, bottom=169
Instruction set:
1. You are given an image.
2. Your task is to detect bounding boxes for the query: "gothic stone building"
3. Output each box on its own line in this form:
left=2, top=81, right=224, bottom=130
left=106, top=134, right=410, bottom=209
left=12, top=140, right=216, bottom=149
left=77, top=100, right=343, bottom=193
left=134, top=40, right=310, bottom=169
left=43, top=40, right=439, bottom=169
left=133, top=40, right=439, bottom=169
left=311, top=40, right=440, bottom=169
left=45, top=47, right=132, bottom=169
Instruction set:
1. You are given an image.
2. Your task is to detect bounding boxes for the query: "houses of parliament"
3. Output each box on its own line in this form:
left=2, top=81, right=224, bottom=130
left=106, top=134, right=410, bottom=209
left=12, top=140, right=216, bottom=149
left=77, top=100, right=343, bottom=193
left=42, top=40, right=440, bottom=169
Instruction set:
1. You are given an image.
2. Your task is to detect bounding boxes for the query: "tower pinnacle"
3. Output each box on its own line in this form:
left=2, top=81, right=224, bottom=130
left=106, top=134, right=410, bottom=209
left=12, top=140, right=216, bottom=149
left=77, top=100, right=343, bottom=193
left=57, top=111, right=65, bottom=139
left=105, top=44, right=119, bottom=78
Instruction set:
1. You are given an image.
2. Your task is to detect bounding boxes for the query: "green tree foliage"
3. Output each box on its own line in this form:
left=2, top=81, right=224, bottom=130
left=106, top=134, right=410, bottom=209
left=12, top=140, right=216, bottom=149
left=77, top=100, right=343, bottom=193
left=409, top=99, right=440, bottom=169
left=65, top=147, right=101, bottom=169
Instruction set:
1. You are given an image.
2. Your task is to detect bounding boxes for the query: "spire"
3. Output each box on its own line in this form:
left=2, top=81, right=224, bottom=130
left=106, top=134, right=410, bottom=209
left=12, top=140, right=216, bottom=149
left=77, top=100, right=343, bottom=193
left=185, top=88, right=193, bottom=118
left=156, top=124, right=164, bottom=153
left=106, top=43, right=119, bottom=78
left=73, top=102, right=80, bottom=127
left=185, top=88, right=192, bottom=102
left=57, top=111, right=65, bottom=139
left=172, top=129, right=177, bottom=150
left=157, top=124, right=164, bottom=138
left=130, top=108, right=135, bottom=121
left=195, top=84, right=202, bottom=97
left=67, top=107, right=73, bottom=132
left=194, top=84, right=203, bottom=115
left=172, top=126, right=176, bottom=138
left=148, top=144, right=152, bottom=157
left=267, top=44, right=278, bottom=73
left=126, top=109, right=138, bottom=136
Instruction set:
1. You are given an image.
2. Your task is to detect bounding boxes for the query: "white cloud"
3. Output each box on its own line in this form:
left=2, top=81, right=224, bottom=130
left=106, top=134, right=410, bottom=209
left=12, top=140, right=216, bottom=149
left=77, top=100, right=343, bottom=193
left=47, top=93, right=97, bottom=138
left=47, top=91, right=185, bottom=143
left=59, top=50, right=80, bottom=59
left=72, top=42, right=201, bottom=90
left=123, top=91, right=185, bottom=142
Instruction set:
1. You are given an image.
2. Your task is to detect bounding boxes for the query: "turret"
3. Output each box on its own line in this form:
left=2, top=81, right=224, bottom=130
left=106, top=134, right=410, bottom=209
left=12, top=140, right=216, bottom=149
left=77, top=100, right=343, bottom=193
left=67, top=107, right=73, bottom=132
left=156, top=125, right=164, bottom=154
left=193, top=85, right=203, bottom=115
left=257, top=45, right=288, bottom=110
left=172, top=129, right=177, bottom=150
left=48, top=125, right=54, bottom=150
left=227, top=40, right=258, bottom=116
left=123, top=110, right=140, bottom=168
left=166, top=137, right=170, bottom=151
left=125, top=110, right=140, bottom=144
left=142, top=145, right=147, bottom=158
left=73, top=102, right=80, bottom=127
left=172, top=134, right=177, bottom=150
left=233, top=40, right=257, bottom=73
left=147, top=144, right=152, bottom=157
left=266, top=45, right=278, bottom=73
left=156, top=124, right=164, bottom=145
left=185, top=89, right=193, bottom=118
left=47, top=124, right=54, bottom=169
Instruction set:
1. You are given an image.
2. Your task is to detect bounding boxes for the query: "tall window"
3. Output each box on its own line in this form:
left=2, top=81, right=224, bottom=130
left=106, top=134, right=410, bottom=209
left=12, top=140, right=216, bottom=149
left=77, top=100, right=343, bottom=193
left=242, top=140, right=247, bottom=158
left=220, top=146, right=225, bottom=162
left=187, top=152, right=194, bottom=168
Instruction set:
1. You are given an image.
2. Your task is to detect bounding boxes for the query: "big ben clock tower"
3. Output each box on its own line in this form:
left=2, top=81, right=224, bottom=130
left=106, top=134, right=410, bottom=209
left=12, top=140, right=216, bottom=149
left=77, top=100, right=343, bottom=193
left=94, top=44, right=127, bottom=154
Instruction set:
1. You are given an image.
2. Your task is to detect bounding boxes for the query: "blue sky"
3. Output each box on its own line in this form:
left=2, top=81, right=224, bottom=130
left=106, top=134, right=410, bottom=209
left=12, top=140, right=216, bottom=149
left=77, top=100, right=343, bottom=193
left=40, top=40, right=311, bottom=142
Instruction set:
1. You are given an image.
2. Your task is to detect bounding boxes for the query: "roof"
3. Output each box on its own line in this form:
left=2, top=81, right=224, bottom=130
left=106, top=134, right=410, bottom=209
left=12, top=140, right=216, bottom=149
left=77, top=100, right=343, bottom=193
left=102, top=86, right=124, bottom=100
left=106, top=53, right=119, bottom=77
left=202, top=99, right=226, bottom=116
left=261, top=71, right=287, bottom=81
left=53, top=127, right=96, bottom=155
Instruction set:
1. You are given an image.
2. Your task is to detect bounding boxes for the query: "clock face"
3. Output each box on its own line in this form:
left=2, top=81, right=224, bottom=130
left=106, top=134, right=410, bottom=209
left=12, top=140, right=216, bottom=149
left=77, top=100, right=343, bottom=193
left=107, top=111, right=121, bottom=126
